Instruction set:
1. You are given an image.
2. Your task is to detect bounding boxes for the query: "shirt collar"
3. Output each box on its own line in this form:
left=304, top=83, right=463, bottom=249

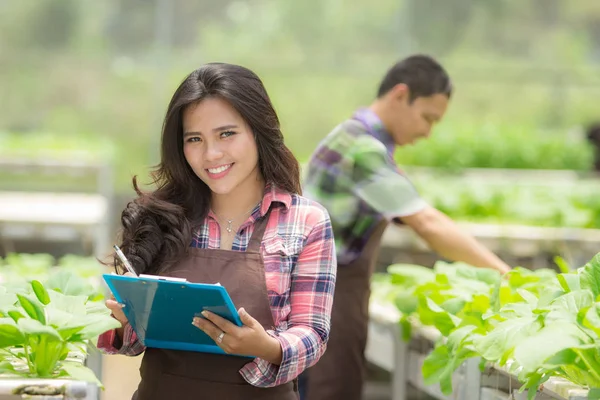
left=352, top=107, right=396, bottom=156
left=208, top=183, right=291, bottom=222
left=259, top=183, right=292, bottom=216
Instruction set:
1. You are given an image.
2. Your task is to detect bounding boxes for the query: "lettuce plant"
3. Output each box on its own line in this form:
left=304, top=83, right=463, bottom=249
left=0, top=276, right=119, bottom=387
left=378, top=253, right=600, bottom=399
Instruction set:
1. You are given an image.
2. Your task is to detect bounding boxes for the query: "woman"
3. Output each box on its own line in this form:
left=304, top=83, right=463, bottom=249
left=97, top=63, right=337, bottom=400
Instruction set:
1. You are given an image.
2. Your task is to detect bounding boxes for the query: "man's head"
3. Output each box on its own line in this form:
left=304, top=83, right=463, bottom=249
left=371, top=54, right=452, bottom=146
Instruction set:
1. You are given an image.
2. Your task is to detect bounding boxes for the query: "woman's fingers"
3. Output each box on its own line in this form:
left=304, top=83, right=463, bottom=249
left=105, top=297, right=128, bottom=326
left=192, top=317, right=222, bottom=342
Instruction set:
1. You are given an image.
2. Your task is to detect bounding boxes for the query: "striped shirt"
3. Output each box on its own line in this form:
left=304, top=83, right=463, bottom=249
left=97, top=184, right=337, bottom=388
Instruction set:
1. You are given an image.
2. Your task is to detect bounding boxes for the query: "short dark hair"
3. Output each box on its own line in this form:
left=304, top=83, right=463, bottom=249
left=377, top=54, right=453, bottom=102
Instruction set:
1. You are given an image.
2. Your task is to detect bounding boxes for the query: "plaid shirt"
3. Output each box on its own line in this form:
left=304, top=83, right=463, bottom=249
left=97, top=184, right=336, bottom=388
left=303, top=107, right=427, bottom=265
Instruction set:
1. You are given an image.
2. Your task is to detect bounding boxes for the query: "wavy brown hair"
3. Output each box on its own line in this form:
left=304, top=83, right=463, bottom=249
left=107, top=63, right=301, bottom=275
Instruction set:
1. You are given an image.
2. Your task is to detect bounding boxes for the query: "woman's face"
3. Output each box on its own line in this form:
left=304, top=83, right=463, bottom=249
left=182, top=97, right=261, bottom=198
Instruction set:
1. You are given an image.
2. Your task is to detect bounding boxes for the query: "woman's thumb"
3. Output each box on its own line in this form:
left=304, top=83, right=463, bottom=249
left=239, top=308, right=255, bottom=326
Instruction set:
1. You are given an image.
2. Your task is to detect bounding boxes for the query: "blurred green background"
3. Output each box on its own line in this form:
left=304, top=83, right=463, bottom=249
left=2, top=0, right=600, bottom=192
left=2, top=4, right=600, bottom=398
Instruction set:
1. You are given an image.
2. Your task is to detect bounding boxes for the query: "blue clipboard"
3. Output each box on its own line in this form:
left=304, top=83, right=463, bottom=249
left=102, top=274, right=248, bottom=356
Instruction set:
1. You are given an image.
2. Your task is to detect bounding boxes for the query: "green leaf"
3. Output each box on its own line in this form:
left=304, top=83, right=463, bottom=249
left=440, top=298, right=466, bottom=315
left=33, top=335, right=67, bottom=377
left=474, top=316, right=541, bottom=364
left=422, top=345, right=452, bottom=392
left=61, top=362, right=103, bottom=388
left=518, top=372, right=548, bottom=400
left=517, top=289, right=538, bottom=307
left=6, top=308, right=26, bottom=323
left=588, top=388, right=600, bottom=400
left=554, top=255, right=571, bottom=274
left=580, top=304, right=600, bottom=336
left=0, top=317, right=25, bottom=348
left=557, top=273, right=580, bottom=293
left=489, top=278, right=501, bottom=312
left=446, top=325, right=477, bottom=352
left=542, top=348, right=578, bottom=368
left=560, top=360, right=600, bottom=388
left=31, top=280, right=51, bottom=305
left=45, top=270, right=95, bottom=299
left=548, top=290, right=595, bottom=322
left=387, top=264, right=435, bottom=287
left=3, top=253, right=54, bottom=274
left=579, top=253, right=600, bottom=299
left=547, top=348, right=600, bottom=388
left=537, top=289, right=565, bottom=308
left=471, top=294, right=491, bottom=314
left=394, top=291, right=418, bottom=315
left=418, top=297, right=460, bottom=336
left=497, top=302, right=535, bottom=319
left=85, top=300, right=112, bottom=316
left=399, top=316, right=412, bottom=342
left=0, top=290, right=17, bottom=309
left=0, top=360, right=19, bottom=376
left=68, top=314, right=121, bottom=341
left=513, top=322, right=588, bottom=374
left=18, top=318, right=62, bottom=341
left=46, top=308, right=76, bottom=331
left=507, top=268, right=540, bottom=288
left=16, top=294, right=46, bottom=325
left=422, top=340, right=478, bottom=395
left=47, top=290, right=86, bottom=315
left=456, top=265, right=501, bottom=285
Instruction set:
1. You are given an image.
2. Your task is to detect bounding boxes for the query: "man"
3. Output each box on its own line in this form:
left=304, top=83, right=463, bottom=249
left=300, top=54, right=511, bottom=400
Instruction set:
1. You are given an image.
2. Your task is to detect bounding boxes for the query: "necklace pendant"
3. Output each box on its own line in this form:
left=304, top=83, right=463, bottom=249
left=226, top=220, right=233, bottom=234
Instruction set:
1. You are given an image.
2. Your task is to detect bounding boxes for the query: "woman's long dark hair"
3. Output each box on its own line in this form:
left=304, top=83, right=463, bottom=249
left=107, top=63, right=301, bottom=275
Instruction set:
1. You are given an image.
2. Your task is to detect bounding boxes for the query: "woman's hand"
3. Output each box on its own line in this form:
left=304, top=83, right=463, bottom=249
left=193, top=308, right=283, bottom=365
left=105, top=272, right=135, bottom=328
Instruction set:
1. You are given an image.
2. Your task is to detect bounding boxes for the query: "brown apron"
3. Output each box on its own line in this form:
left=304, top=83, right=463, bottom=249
left=132, top=211, right=299, bottom=400
left=304, top=220, right=388, bottom=400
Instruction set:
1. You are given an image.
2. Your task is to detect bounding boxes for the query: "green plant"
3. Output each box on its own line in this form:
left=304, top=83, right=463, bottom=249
left=395, top=122, right=593, bottom=171
left=0, top=253, right=107, bottom=301
left=414, top=178, right=600, bottom=229
left=0, top=276, right=119, bottom=387
left=375, top=253, right=600, bottom=399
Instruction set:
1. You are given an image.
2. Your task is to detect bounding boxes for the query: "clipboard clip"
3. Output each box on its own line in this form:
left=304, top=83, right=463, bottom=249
left=139, top=274, right=188, bottom=283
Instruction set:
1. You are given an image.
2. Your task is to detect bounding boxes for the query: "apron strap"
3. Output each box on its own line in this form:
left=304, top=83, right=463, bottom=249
left=247, top=208, right=272, bottom=253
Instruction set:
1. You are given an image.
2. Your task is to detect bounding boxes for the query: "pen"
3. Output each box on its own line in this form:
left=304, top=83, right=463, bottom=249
left=113, top=244, right=138, bottom=276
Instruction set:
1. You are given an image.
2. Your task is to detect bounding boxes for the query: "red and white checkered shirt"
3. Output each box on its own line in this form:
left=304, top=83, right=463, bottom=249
left=97, top=184, right=337, bottom=388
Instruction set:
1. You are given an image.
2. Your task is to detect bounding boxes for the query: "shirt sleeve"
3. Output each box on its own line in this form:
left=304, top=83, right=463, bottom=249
left=239, top=205, right=336, bottom=387
left=349, top=136, right=428, bottom=219
left=97, top=323, right=146, bottom=356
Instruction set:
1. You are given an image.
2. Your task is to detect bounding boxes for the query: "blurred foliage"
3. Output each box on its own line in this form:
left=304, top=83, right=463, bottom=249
left=0, top=253, right=108, bottom=300
left=415, top=177, right=600, bottom=229
left=0, top=0, right=599, bottom=192
left=395, top=121, right=593, bottom=170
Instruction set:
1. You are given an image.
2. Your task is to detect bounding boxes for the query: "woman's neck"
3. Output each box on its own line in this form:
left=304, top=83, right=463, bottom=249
left=211, top=176, right=266, bottom=221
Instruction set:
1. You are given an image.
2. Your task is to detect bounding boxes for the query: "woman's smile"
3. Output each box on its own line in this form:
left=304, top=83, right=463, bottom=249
left=206, top=163, right=234, bottom=179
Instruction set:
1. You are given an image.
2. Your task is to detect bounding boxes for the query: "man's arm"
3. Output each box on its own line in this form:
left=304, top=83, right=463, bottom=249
left=399, top=206, right=511, bottom=274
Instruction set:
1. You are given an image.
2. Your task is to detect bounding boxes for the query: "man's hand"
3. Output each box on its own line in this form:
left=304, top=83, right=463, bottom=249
left=400, top=206, right=512, bottom=274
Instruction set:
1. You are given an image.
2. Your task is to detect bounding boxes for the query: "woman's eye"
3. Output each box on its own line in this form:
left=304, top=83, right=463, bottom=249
left=187, top=137, right=201, bottom=143
left=220, top=130, right=236, bottom=138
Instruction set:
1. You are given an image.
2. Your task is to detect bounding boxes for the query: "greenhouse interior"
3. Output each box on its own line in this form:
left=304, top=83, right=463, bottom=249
left=1, top=1, right=600, bottom=399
